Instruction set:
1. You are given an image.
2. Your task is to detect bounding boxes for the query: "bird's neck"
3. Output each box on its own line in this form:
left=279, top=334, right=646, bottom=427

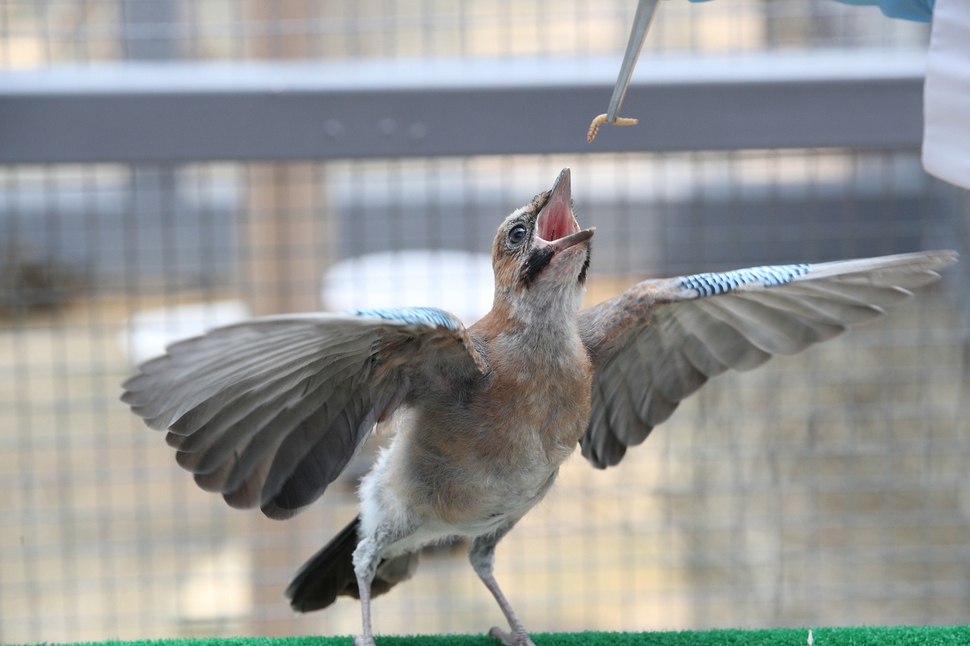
left=475, top=284, right=586, bottom=364
left=491, top=279, right=585, bottom=331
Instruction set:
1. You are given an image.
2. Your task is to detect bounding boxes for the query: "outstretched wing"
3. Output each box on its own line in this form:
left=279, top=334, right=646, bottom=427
left=122, top=307, right=486, bottom=520
left=577, top=250, right=957, bottom=469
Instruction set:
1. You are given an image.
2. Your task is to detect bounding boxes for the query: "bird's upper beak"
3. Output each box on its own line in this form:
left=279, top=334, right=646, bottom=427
left=536, top=168, right=594, bottom=253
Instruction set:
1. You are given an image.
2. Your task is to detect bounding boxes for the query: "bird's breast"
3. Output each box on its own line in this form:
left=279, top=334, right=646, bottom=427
left=396, top=329, right=592, bottom=528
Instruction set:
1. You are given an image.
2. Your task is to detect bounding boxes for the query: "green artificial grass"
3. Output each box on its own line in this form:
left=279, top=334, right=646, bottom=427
left=62, top=627, right=970, bottom=646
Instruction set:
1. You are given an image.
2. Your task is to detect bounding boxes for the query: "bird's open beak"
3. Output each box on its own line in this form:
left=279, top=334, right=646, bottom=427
left=536, top=168, right=594, bottom=253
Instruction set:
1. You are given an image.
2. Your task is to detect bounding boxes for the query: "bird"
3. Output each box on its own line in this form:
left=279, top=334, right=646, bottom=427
left=122, top=168, right=956, bottom=646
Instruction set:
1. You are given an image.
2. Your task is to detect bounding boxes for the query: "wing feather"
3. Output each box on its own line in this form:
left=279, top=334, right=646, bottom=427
left=193, top=456, right=236, bottom=494
left=261, top=371, right=379, bottom=510
left=172, top=352, right=372, bottom=472
left=671, top=304, right=772, bottom=371
left=209, top=358, right=366, bottom=495
left=701, top=297, right=845, bottom=353
left=579, top=250, right=957, bottom=469
left=643, top=319, right=707, bottom=402
left=733, top=290, right=883, bottom=326
left=122, top=308, right=484, bottom=519
left=165, top=336, right=373, bottom=438
left=779, top=281, right=912, bottom=307
left=604, top=363, right=653, bottom=447
left=581, top=382, right=629, bottom=468
left=124, top=322, right=332, bottom=426
left=262, top=388, right=378, bottom=519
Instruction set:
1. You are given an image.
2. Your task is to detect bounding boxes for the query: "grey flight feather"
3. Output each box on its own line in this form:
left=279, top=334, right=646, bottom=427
left=578, top=250, right=958, bottom=469
left=122, top=308, right=485, bottom=520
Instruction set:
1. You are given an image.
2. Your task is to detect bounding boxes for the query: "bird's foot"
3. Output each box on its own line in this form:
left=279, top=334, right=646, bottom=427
left=488, top=626, right=536, bottom=646
left=354, top=636, right=376, bottom=646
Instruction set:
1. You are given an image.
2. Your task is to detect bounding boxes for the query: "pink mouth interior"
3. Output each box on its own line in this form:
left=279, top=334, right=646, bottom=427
left=537, top=195, right=579, bottom=242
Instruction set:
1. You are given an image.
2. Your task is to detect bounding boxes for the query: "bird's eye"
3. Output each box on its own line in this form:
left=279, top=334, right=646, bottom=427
left=508, top=225, right=528, bottom=245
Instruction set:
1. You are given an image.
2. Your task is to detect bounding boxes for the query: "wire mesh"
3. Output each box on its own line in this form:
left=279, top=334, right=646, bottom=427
left=2, top=152, right=968, bottom=642
left=0, top=0, right=929, bottom=68
left=1, top=0, right=967, bottom=643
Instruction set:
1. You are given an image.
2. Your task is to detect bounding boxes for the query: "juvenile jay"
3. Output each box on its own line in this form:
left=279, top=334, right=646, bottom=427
left=122, top=169, right=956, bottom=646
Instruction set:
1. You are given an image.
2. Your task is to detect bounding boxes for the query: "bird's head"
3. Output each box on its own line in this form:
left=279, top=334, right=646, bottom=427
left=490, top=168, right=595, bottom=322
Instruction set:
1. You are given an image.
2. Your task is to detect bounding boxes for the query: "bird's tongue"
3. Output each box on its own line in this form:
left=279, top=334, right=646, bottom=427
left=537, top=173, right=579, bottom=242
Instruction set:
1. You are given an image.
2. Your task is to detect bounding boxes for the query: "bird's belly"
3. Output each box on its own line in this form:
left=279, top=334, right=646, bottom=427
left=376, top=468, right=557, bottom=559
left=359, top=361, right=588, bottom=553
left=415, top=444, right=563, bottom=537
left=361, top=433, right=563, bottom=552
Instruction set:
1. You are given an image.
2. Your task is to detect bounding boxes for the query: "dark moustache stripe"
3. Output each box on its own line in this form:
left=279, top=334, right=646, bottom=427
left=520, top=247, right=555, bottom=286
left=579, top=244, right=591, bottom=283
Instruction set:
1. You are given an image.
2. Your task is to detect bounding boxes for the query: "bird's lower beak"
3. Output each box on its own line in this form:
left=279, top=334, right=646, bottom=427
left=537, top=168, right=594, bottom=251
left=548, top=227, right=595, bottom=253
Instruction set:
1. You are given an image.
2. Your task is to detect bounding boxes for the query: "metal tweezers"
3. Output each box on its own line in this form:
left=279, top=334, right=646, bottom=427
left=587, top=0, right=662, bottom=142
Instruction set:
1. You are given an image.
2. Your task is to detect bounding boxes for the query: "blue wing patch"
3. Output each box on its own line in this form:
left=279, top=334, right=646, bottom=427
left=680, top=263, right=811, bottom=298
left=352, top=307, right=461, bottom=331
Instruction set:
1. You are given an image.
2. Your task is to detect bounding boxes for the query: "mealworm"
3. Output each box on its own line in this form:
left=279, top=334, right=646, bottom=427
left=586, top=114, right=638, bottom=143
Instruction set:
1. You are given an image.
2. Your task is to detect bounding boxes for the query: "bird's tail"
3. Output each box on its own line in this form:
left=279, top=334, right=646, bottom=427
left=285, top=515, right=419, bottom=613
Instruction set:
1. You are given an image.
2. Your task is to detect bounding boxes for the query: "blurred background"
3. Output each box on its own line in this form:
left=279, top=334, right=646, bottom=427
left=2, top=0, right=970, bottom=642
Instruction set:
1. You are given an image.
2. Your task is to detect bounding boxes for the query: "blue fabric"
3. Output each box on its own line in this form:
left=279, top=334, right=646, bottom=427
left=688, top=0, right=933, bottom=22
left=352, top=307, right=460, bottom=330
left=831, top=0, right=933, bottom=22
left=680, top=264, right=811, bottom=298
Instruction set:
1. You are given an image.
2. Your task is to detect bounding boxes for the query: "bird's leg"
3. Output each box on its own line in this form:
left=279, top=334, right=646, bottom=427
left=352, top=534, right=381, bottom=646
left=469, top=525, right=536, bottom=646
left=351, top=518, right=419, bottom=646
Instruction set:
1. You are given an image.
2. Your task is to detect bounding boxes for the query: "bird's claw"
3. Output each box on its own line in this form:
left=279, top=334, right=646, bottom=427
left=354, top=636, right=376, bottom=646
left=488, top=626, right=536, bottom=646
